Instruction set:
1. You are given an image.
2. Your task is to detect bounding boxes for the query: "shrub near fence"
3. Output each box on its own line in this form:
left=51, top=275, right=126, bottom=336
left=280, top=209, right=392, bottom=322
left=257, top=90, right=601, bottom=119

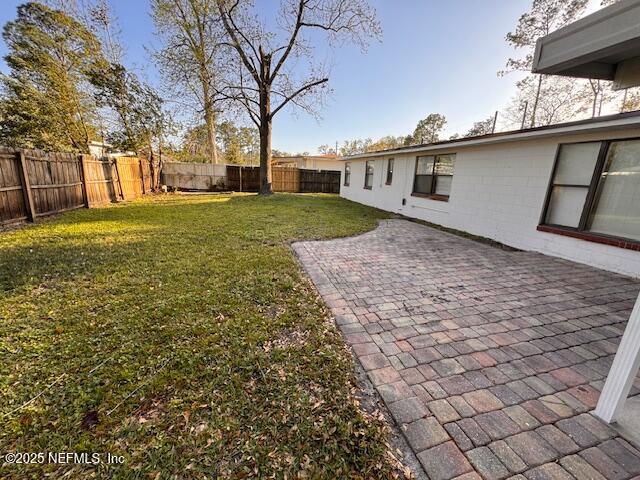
left=0, top=147, right=153, bottom=226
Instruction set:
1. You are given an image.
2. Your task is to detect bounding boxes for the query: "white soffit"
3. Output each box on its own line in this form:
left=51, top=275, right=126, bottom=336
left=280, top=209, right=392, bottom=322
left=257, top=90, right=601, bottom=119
left=532, top=0, right=640, bottom=89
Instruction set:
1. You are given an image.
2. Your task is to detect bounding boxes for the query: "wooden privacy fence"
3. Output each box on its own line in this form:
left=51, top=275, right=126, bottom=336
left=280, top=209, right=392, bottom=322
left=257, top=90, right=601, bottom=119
left=225, top=166, right=340, bottom=193
left=0, top=147, right=154, bottom=226
left=226, top=165, right=260, bottom=192
left=272, top=167, right=300, bottom=192
left=299, top=169, right=340, bottom=193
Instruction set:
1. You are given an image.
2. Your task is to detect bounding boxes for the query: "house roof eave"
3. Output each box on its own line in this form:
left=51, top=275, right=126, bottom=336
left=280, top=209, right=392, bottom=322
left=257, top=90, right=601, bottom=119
left=338, top=111, right=640, bottom=161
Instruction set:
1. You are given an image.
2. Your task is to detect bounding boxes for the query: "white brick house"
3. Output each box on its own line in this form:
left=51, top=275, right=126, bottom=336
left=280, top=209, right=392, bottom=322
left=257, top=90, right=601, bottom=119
left=339, top=113, right=640, bottom=278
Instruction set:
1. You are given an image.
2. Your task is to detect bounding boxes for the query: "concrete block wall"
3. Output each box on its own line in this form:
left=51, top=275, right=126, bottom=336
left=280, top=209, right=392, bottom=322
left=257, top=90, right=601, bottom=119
left=340, top=129, right=640, bottom=278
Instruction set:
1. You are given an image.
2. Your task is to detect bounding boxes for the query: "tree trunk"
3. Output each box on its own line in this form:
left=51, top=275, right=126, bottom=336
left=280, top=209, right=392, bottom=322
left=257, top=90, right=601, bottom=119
left=621, top=88, right=629, bottom=113
left=259, top=84, right=273, bottom=195
left=590, top=80, right=599, bottom=118
left=530, top=74, right=544, bottom=128
left=204, top=106, right=219, bottom=164
left=598, top=83, right=605, bottom=117
left=157, top=133, right=163, bottom=191
left=148, top=142, right=156, bottom=190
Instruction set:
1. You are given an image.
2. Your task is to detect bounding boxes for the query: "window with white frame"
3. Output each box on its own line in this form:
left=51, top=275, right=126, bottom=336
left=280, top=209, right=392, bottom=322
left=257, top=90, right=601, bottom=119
left=542, top=139, right=640, bottom=244
left=344, top=162, right=351, bottom=186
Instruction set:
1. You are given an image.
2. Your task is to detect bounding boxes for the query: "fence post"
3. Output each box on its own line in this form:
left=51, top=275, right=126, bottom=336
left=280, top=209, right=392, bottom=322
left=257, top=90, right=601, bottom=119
left=112, top=157, right=124, bottom=201
left=79, top=154, right=90, bottom=208
left=239, top=166, right=243, bottom=192
left=17, top=151, right=36, bottom=222
left=139, top=157, right=146, bottom=195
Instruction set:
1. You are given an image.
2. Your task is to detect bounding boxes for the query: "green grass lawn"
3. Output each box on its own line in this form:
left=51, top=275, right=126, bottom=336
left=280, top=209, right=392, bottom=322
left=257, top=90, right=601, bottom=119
left=0, top=193, right=398, bottom=479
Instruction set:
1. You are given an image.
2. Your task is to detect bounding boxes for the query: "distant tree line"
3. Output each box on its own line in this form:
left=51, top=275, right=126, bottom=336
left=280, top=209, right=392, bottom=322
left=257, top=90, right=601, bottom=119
left=317, top=113, right=450, bottom=156
left=172, top=122, right=260, bottom=165
left=1, top=0, right=638, bottom=186
left=325, top=0, right=639, bottom=157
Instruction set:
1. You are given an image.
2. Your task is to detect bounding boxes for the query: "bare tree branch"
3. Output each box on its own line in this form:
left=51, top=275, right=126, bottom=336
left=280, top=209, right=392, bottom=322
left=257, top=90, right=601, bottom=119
left=271, top=77, right=328, bottom=117
left=216, top=0, right=260, bottom=83
left=270, top=0, right=305, bottom=82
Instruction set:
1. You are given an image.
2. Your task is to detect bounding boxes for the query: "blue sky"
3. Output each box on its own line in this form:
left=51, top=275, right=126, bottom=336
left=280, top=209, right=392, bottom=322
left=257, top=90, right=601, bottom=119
left=1, top=1, right=546, bottom=153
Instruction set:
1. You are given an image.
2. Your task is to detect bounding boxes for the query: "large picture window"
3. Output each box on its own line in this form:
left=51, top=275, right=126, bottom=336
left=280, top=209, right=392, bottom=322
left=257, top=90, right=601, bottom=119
left=344, top=162, right=351, bottom=186
left=541, top=139, right=640, bottom=246
left=364, top=160, right=374, bottom=189
left=412, top=154, right=455, bottom=200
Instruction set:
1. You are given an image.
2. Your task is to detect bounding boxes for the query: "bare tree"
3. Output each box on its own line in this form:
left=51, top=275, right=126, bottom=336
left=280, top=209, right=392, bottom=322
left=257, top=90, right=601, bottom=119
left=588, top=80, right=606, bottom=117
left=216, top=0, right=380, bottom=194
left=620, top=88, right=640, bottom=112
left=503, top=75, right=581, bottom=128
left=501, top=0, right=588, bottom=127
left=153, top=0, right=227, bottom=163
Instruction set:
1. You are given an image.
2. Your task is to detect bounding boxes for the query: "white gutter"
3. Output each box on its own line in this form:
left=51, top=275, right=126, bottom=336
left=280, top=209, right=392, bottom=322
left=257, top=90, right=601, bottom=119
left=339, top=114, right=640, bottom=161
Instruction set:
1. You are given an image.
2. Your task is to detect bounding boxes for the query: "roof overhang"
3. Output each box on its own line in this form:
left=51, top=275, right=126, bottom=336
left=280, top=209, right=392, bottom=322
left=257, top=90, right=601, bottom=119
left=532, top=0, right=640, bottom=89
left=339, top=112, right=640, bottom=161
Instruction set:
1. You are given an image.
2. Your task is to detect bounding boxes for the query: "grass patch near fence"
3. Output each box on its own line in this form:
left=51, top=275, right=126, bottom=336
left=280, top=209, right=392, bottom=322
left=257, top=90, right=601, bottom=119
left=0, top=193, right=396, bottom=479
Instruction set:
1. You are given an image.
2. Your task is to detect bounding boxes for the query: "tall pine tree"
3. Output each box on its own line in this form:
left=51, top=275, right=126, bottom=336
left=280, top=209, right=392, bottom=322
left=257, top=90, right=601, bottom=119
left=0, top=2, right=105, bottom=151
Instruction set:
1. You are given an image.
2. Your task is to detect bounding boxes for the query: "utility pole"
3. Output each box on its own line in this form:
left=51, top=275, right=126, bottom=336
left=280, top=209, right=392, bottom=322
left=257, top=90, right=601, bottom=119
left=491, top=111, right=499, bottom=134
left=520, top=101, right=529, bottom=130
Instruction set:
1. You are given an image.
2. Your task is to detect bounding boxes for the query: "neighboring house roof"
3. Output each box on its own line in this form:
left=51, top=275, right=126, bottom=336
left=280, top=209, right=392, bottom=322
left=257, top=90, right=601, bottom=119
left=273, top=154, right=338, bottom=162
left=532, top=0, right=640, bottom=88
left=89, top=140, right=113, bottom=148
left=340, top=111, right=640, bottom=160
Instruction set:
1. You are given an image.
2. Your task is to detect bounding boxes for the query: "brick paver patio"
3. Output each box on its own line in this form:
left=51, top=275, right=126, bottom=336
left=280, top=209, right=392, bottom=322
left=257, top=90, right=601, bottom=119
left=293, top=219, right=640, bottom=480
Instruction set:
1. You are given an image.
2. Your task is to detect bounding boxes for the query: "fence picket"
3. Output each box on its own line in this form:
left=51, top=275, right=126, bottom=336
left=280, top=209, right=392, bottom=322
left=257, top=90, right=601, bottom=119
left=17, top=152, right=35, bottom=222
